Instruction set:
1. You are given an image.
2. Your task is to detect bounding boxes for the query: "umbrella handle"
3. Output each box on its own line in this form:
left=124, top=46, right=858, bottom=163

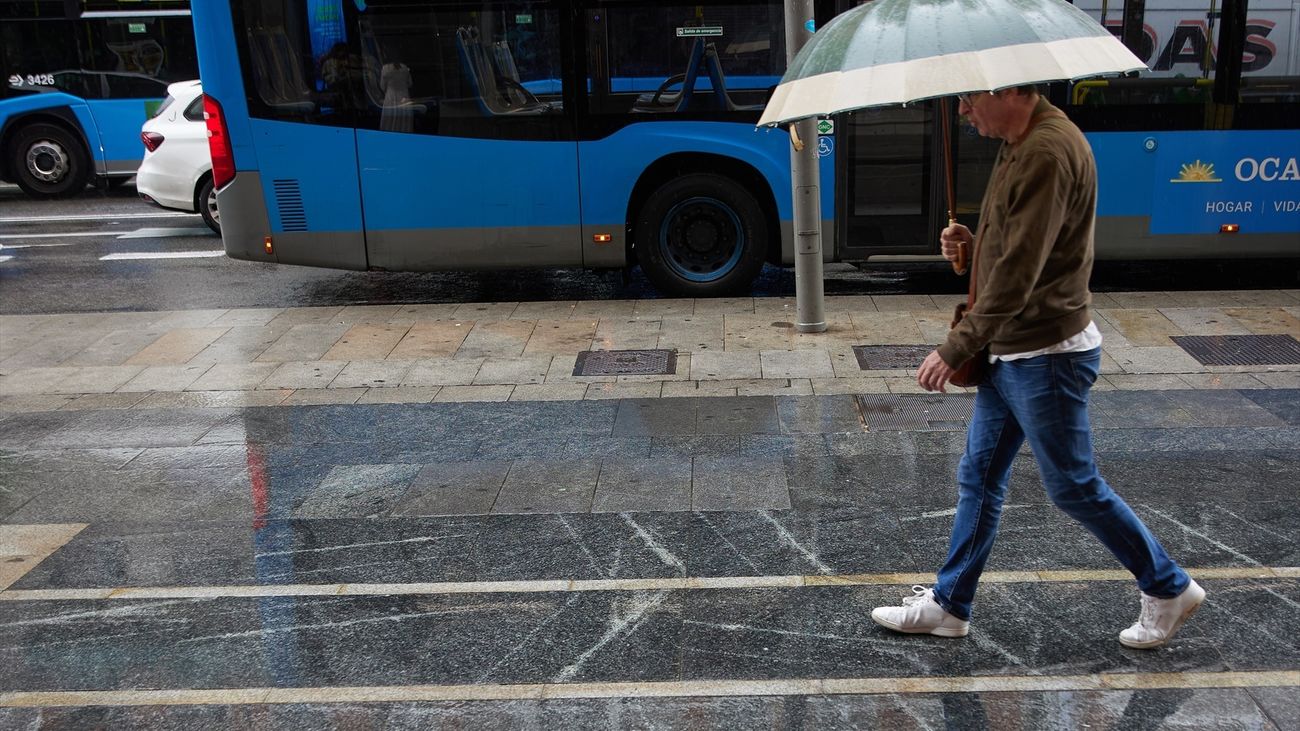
left=939, top=99, right=966, bottom=276
left=948, top=217, right=969, bottom=276
left=788, top=124, right=805, bottom=152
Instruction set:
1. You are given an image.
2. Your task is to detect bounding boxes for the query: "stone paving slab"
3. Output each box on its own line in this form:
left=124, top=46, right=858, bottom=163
left=0, top=512, right=896, bottom=589
left=5, top=293, right=1300, bottom=408
left=0, top=580, right=1295, bottom=692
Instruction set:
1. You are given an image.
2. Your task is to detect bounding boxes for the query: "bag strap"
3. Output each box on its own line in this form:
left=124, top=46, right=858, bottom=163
left=966, top=107, right=1065, bottom=305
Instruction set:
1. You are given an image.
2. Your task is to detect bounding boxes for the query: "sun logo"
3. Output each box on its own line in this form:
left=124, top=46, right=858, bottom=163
left=1171, top=160, right=1222, bottom=183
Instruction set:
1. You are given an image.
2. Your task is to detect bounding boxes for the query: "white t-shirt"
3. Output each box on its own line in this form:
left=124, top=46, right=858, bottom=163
left=990, top=321, right=1102, bottom=362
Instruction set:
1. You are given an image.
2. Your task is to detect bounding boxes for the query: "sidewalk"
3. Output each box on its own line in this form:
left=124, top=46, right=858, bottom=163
left=3, top=290, right=1299, bottom=411
left=2, top=291, right=1299, bottom=725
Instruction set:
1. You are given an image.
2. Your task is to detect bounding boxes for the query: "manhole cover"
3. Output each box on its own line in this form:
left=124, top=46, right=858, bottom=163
left=1171, top=334, right=1300, bottom=366
left=852, top=345, right=933, bottom=370
left=573, top=349, right=677, bottom=376
left=857, top=394, right=974, bottom=430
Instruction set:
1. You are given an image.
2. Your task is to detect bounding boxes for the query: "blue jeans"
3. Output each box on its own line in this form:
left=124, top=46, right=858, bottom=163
left=933, top=347, right=1189, bottom=621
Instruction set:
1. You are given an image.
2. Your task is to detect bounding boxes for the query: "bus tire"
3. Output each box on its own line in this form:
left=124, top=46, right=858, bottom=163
left=635, top=173, right=768, bottom=297
left=197, top=175, right=220, bottom=234
left=8, top=122, right=91, bottom=198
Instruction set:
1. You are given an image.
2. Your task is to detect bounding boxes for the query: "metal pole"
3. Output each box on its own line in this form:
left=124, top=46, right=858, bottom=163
left=785, top=0, right=826, bottom=333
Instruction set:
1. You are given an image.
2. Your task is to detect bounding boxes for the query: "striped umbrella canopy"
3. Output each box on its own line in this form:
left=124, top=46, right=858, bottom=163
left=758, top=0, right=1146, bottom=127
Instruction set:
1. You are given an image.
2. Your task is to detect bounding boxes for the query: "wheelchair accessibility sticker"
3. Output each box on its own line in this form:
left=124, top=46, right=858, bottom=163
left=817, top=136, right=834, bottom=158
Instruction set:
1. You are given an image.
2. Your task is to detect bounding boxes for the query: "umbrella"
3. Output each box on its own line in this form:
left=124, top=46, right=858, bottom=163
left=759, top=0, right=1145, bottom=127
left=760, top=0, right=1145, bottom=274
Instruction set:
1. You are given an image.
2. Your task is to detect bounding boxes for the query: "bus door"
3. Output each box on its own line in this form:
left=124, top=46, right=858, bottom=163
left=351, top=2, right=581, bottom=271
left=835, top=101, right=999, bottom=261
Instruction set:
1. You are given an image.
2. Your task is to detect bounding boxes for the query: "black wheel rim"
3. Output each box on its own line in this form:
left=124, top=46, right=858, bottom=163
left=657, top=196, right=744, bottom=283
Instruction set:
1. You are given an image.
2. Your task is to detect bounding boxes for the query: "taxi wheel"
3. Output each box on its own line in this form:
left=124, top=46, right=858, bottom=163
left=8, top=122, right=90, bottom=198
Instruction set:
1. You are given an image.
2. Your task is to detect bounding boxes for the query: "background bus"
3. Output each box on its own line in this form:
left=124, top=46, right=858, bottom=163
left=194, top=0, right=1299, bottom=298
left=1, top=0, right=199, bottom=197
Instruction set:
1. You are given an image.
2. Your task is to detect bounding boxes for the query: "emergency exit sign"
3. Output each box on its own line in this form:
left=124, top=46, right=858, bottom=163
left=676, top=26, right=723, bottom=37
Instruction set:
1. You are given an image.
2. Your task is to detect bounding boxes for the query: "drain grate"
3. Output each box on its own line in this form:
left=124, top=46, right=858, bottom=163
left=573, top=349, right=677, bottom=376
left=852, top=345, right=934, bottom=370
left=1172, top=334, right=1300, bottom=366
left=857, top=394, right=974, bottom=430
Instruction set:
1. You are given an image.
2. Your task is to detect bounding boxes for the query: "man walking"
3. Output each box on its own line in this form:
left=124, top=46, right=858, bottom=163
left=870, top=86, right=1204, bottom=649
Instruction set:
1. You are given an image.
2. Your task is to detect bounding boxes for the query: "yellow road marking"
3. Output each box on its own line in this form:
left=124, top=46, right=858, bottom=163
left=2, top=671, right=1296, bottom=707
left=1, top=566, right=1293, bottom=602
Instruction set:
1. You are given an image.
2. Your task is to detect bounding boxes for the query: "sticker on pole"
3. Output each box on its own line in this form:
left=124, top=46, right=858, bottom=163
left=818, top=137, right=834, bottom=158
left=676, top=26, right=723, bottom=37
left=816, top=119, right=834, bottom=135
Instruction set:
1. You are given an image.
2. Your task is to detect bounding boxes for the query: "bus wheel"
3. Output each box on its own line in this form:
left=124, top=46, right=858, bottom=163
left=635, top=173, right=768, bottom=297
left=8, top=123, right=91, bottom=198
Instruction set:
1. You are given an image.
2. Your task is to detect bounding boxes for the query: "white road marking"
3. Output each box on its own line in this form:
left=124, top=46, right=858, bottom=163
left=114, top=227, right=214, bottom=239
left=0, top=232, right=110, bottom=240
left=0, top=256, right=12, bottom=263
left=0, top=212, right=193, bottom=223
left=99, top=251, right=225, bottom=261
left=0, top=242, right=78, bottom=249
left=1, top=226, right=210, bottom=244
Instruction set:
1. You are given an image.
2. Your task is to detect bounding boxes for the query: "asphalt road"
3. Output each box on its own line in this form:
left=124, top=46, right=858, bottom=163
left=2, top=183, right=1297, bottom=316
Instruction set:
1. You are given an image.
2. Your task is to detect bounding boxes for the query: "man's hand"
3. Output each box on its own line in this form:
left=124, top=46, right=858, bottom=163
left=940, top=223, right=973, bottom=263
left=917, top=350, right=956, bottom=393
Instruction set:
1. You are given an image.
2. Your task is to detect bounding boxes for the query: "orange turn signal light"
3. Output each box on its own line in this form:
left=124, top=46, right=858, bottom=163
left=592, top=233, right=613, bottom=244
left=1219, top=224, right=1240, bottom=233
left=264, top=236, right=274, bottom=254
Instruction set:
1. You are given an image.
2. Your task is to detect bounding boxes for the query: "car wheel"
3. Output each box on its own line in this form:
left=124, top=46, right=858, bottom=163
left=198, top=176, right=220, bottom=234
left=634, top=173, right=768, bottom=297
left=8, top=122, right=91, bottom=198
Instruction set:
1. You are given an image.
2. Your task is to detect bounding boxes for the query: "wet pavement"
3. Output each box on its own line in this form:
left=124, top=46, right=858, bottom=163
left=5, top=183, right=1300, bottom=316
left=1, top=293, right=1299, bottom=728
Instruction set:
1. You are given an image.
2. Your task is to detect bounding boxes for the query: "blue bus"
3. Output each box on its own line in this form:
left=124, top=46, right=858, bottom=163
left=193, top=0, right=1298, bottom=298
left=1, top=0, right=199, bottom=197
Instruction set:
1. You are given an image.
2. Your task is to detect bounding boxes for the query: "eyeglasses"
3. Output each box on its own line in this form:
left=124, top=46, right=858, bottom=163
left=957, top=92, right=986, bottom=106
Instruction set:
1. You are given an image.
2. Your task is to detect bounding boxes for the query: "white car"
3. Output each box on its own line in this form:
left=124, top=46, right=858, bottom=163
left=136, top=80, right=219, bottom=233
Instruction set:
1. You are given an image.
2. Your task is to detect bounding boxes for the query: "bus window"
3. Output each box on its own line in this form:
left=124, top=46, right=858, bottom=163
left=1, top=18, right=81, bottom=97
left=352, top=1, right=564, bottom=138
left=584, top=2, right=784, bottom=119
left=79, top=17, right=196, bottom=87
left=233, top=0, right=566, bottom=137
left=233, top=0, right=328, bottom=121
left=1067, top=0, right=1300, bottom=130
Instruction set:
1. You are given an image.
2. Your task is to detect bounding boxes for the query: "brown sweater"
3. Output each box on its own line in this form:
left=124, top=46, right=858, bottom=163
left=937, top=98, right=1096, bottom=369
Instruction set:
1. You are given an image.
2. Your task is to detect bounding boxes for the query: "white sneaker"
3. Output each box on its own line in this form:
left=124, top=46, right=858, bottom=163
left=1119, top=579, right=1206, bottom=649
left=871, top=585, right=970, bottom=638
